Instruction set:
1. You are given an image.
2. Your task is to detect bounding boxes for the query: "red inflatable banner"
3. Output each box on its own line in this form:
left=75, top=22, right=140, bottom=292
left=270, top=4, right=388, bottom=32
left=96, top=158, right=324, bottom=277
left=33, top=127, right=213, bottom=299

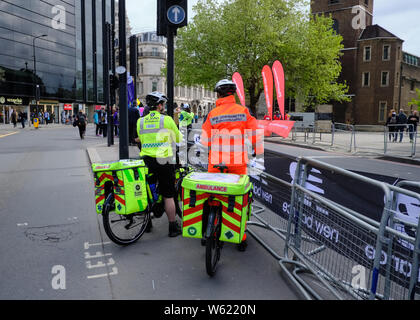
left=272, top=60, right=285, bottom=119
left=232, top=72, right=246, bottom=107
left=261, top=65, right=273, bottom=120
left=257, top=120, right=295, bottom=138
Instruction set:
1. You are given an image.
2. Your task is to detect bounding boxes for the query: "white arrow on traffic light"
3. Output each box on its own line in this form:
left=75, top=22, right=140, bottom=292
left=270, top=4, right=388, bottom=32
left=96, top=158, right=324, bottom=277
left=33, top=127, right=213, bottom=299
left=173, top=7, right=180, bottom=22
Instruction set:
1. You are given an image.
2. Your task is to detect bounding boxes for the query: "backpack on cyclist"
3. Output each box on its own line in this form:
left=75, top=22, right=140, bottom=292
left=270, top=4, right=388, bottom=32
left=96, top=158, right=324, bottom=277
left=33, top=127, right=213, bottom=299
left=181, top=172, right=253, bottom=244
left=92, top=160, right=148, bottom=215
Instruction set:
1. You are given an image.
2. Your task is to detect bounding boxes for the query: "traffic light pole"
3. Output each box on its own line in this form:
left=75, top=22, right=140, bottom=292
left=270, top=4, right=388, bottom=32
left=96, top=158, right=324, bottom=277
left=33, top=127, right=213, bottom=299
left=167, top=27, right=175, bottom=119
left=118, top=0, right=129, bottom=160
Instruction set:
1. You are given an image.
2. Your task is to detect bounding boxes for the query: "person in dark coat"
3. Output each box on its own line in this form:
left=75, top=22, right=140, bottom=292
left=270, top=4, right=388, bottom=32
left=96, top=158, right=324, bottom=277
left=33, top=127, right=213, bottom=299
left=386, top=109, right=398, bottom=142
left=407, top=110, right=419, bottom=143
left=397, top=109, right=408, bottom=143
left=128, top=104, right=140, bottom=145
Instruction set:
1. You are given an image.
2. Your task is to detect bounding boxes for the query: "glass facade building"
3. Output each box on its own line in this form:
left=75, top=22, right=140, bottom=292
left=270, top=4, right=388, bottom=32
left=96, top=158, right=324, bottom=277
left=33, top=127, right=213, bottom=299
left=0, top=0, right=114, bottom=109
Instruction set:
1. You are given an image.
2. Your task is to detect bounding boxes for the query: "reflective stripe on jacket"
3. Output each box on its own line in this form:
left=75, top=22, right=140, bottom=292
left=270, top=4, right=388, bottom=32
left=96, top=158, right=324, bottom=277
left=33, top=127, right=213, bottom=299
left=201, top=95, right=263, bottom=169
left=137, top=111, right=183, bottom=159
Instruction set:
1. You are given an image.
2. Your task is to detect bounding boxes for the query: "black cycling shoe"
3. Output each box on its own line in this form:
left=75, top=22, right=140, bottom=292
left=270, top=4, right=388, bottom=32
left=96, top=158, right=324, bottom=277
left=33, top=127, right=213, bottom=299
left=237, top=240, right=247, bottom=252
left=145, top=219, right=153, bottom=233
left=168, top=221, right=182, bottom=238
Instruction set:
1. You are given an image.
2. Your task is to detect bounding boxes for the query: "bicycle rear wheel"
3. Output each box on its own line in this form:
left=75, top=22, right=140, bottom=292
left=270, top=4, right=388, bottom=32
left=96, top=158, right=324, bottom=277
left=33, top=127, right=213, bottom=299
left=205, top=206, right=222, bottom=277
left=102, top=193, right=151, bottom=246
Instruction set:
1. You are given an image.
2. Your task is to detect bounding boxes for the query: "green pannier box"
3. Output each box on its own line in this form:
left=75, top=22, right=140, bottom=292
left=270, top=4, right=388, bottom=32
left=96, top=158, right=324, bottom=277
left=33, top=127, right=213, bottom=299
left=181, top=172, right=253, bottom=244
left=92, top=159, right=148, bottom=215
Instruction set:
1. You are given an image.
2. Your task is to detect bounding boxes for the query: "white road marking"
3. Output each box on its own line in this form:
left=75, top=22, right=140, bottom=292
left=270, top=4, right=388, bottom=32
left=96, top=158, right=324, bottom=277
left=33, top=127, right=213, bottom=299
left=17, top=223, right=28, bottom=227
left=84, top=241, right=111, bottom=250
left=86, top=258, right=115, bottom=269
left=84, top=251, right=112, bottom=260
left=87, top=267, right=118, bottom=279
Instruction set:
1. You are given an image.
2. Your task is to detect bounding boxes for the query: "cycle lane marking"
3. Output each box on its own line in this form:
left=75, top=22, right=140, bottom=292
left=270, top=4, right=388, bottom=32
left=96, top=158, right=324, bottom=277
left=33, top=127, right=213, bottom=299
left=84, top=241, right=118, bottom=280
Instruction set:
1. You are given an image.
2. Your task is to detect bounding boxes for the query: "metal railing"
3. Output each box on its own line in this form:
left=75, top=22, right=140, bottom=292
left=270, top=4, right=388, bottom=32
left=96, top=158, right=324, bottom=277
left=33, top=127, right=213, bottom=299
left=244, top=156, right=420, bottom=300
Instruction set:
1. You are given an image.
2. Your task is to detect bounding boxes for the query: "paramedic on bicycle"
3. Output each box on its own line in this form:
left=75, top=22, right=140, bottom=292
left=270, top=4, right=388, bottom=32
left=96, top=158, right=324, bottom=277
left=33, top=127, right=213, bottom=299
left=201, top=79, right=264, bottom=250
left=135, top=92, right=183, bottom=237
left=201, top=79, right=263, bottom=175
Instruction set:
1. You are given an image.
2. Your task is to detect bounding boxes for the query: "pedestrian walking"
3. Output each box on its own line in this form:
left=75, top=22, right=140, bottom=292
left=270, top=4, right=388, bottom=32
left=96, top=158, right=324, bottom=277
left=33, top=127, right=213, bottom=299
left=18, top=111, right=25, bottom=129
left=73, top=111, right=87, bottom=139
left=113, top=107, right=119, bottom=137
left=386, top=109, right=398, bottom=142
left=44, top=111, right=50, bottom=125
left=11, top=110, right=17, bottom=128
left=397, top=109, right=408, bottom=143
left=407, top=110, right=419, bottom=143
left=61, top=110, right=66, bottom=124
left=99, top=107, right=107, bottom=138
left=128, top=104, right=140, bottom=145
left=94, top=110, right=100, bottom=136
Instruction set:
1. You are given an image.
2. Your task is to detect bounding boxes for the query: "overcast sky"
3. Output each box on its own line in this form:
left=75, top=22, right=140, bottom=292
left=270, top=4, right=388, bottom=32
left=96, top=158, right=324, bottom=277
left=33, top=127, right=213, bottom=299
left=126, top=0, right=420, bottom=55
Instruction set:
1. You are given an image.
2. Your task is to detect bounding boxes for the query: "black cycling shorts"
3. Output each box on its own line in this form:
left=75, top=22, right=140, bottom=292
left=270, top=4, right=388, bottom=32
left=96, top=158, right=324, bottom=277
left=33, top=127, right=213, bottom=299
left=143, top=156, right=176, bottom=198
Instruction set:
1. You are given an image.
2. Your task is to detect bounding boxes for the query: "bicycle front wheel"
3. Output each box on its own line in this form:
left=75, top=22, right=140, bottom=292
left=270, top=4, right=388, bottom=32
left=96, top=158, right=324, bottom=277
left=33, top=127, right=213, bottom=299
left=205, top=207, right=222, bottom=277
left=102, top=193, right=151, bottom=246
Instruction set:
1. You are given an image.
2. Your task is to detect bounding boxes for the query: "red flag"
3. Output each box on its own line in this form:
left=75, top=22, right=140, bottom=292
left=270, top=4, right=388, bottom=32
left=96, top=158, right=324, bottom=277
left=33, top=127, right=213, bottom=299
left=262, top=65, right=274, bottom=120
left=268, top=120, right=295, bottom=138
left=272, top=60, right=285, bottom=119
left=232, top=72, right=246, bottom=107
left=256, top=120, right=272, bottom=137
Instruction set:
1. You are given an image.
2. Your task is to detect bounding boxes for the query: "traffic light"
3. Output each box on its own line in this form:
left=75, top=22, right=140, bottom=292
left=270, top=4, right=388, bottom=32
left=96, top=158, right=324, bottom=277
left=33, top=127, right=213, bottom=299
left=157, top=0, right=188, bottom=36
left=110, top=75, right=119, bottom=92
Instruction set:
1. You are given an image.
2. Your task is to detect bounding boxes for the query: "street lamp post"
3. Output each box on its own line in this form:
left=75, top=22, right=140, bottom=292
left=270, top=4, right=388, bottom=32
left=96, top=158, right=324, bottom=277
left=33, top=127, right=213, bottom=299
left=33, top=34, right=47, bottom=126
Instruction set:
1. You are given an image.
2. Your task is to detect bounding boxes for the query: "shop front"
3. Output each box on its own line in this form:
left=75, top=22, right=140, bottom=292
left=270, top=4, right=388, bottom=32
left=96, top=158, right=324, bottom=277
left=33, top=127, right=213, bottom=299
left=0, top=95, right=30, bottom=124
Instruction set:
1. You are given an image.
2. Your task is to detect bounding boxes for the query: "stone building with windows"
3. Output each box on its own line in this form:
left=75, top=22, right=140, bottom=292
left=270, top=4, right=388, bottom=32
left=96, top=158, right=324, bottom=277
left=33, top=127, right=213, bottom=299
left=133, top=31, right=216, bottom=119
left=312, top=0, right=420, bottom=125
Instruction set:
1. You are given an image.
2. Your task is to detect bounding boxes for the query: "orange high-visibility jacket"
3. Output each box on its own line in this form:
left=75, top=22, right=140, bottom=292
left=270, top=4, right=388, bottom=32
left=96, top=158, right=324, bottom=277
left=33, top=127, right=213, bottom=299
left=201, top=95, right=263, bottom=174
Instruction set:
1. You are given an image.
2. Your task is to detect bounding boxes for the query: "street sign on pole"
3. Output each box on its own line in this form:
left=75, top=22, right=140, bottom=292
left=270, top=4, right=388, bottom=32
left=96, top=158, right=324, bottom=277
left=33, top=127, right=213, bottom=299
left=167, top=5, right=186, bottom=25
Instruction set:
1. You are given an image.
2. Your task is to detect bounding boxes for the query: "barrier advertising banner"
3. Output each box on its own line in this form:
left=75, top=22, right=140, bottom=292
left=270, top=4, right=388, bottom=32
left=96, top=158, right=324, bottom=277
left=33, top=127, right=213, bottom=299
left=250, top=151, right=420, bottom=294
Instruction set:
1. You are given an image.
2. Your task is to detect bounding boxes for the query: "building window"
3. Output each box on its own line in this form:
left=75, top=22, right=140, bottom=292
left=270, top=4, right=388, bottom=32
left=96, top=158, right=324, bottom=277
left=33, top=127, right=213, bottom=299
left=332, top=19, right=339, bottom=34
left=364, top=46, right=371, bottom=62
left=381, top=71, right=389, bottom=87
left=329, top=0, right=340, bottom=4
left=383, top=45, right=390, bottom=61
left=139, top=63, right=144, bottom=74
left=362, top=72, right=370, bottom=87
left=411, top=80, right=416, bottom=91
left=379, top=102, right=387, bottom=122
left=138, top=82, right=144, bottom=95
left=152, top=81, right=158, bottom=92
left=152, top=48, right=158, bottom=56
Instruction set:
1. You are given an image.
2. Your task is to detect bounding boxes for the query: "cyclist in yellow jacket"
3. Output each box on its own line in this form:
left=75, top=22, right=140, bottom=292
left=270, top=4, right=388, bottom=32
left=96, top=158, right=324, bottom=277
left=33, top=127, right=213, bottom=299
left=136, top=92, right=183, bottom=237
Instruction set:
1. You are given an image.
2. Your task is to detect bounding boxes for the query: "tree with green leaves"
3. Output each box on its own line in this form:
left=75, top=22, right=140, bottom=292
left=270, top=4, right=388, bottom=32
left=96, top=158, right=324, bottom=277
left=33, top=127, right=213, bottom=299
left=174, top=0, right=349, bottom=115
left=409, top=89, right=420, bottom=111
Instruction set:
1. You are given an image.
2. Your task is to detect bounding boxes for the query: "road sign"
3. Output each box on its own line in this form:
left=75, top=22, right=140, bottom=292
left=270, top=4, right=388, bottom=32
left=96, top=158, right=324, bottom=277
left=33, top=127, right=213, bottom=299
left=167, top=5, right=186, bottom=25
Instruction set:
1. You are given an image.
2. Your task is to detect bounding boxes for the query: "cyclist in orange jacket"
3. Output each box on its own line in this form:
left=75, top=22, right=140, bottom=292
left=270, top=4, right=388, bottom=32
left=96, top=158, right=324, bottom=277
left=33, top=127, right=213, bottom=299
left=201, top=79, right=264, bottom=251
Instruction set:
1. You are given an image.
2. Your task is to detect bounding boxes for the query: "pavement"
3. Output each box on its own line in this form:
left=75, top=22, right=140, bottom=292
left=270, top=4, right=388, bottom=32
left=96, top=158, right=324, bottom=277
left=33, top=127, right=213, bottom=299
left=265, top=130, right=420, bottom=165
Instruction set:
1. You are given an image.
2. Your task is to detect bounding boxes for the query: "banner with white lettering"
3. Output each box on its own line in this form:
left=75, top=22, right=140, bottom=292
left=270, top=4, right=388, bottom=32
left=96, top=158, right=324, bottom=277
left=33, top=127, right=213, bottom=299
left=250, top=150, right=420, bottom=294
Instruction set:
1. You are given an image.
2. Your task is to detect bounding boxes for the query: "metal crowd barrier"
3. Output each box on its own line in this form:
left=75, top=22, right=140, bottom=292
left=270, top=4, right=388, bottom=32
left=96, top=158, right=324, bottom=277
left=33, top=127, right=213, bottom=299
left=385, top=124, right=417, bottom=158
left=245, top=156, right=420, bottom=300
